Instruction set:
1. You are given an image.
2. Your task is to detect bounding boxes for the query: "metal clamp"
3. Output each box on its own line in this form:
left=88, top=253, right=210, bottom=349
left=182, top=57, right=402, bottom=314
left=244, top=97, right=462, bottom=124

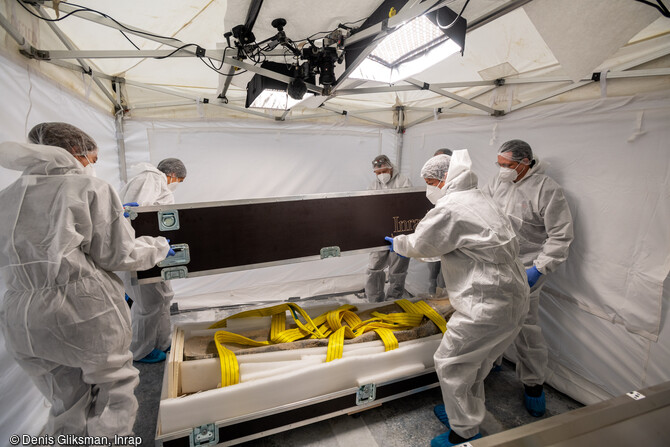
left=157, top=243, right=190, bottom=267
left=356, top=383, right=376, bottom=405
left=320, top=246, right=341, bottom=259
left=161, top=266, right=188, bottom=281
left=626, top=390, right=646, bottom=400
left=189, top=423, right=218, bottom=446
left=158, top=210, right=180, bottom=231
left=124, top=205, right=138, bottom=220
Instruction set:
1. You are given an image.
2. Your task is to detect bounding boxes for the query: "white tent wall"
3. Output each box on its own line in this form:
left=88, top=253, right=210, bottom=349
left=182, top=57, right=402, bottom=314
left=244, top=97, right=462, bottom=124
left=120, top=118, right=408, bottom=309
left=402, top=90, right=670, bottom=404
left=0, top=53, right=118, bottom=440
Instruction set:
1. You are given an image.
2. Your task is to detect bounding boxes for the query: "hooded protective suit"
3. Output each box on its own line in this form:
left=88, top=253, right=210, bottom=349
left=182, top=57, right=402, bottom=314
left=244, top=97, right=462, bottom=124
left=483, top=159, right=573, bottom=386
left=119, top=163, right=176, bottom=360
left=366, top=160, right=413, bottom=302
left=393, top=150, right=529, bottom=438
left=0, top=142, right=170, bottom=438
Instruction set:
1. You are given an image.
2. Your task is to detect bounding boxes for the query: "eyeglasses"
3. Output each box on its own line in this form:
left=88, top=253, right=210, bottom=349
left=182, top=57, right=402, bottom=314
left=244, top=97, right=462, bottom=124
left=495, top=161, right=518, bottom=168
left=373, top=161, right=390, bottom=168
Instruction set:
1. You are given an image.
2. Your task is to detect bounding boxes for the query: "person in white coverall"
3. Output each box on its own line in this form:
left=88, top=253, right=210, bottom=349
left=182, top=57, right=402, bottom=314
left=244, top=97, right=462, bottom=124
left=0, top=122, right=172, bottom=440
left=365, top=154, right=413, bottom=302
left=483, top=139, right=574, bottom=417
left=386, top=151, right=529, bottom=447
left=119, top=159, right=186, bottom=363
left=427, top=148, right=452, bottom=294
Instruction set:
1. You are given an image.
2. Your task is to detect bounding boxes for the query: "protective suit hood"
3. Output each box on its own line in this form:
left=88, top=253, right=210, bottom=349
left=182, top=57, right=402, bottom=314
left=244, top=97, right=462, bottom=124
left=443, top=149, right=478, bottom=193
left=120, top=161, right=174, bottom=206
left=369, top=158, right=413, bottom=191
left=127, top=162, right=166, bottom=180
left=516, top=158, right=546, bottom=184
left=0, top=141, right=84, bottom=176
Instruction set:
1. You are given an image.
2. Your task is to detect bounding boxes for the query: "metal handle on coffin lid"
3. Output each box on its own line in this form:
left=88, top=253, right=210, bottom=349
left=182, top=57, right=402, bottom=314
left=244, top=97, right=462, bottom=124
left=158, top=209, right=180, bottom=231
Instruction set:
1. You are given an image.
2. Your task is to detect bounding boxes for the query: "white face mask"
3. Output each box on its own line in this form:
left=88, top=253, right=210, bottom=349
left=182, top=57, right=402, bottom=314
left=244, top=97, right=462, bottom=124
left=499, top=166, right=518, bottom=182
left=426, top=184, right=445, bottom=205
left=79, top=155, right=97, bottom=177
left=82, top=164, right=97, bottom=177
left=377, top=173, right=391, bottom=184
left=167, top=182, right=178, bottom=192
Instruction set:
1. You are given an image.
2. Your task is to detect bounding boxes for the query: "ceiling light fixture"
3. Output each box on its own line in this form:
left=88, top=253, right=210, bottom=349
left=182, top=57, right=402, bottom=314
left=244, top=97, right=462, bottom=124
left=245, top=61, right=314, bottom=110
left=346, top=4, right=466, bottom=84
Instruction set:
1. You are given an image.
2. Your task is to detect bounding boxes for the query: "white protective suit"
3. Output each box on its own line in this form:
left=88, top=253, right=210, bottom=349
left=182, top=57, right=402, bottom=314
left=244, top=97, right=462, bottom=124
left=119, top=163, right=176, bottom=360
left=0, top=142, right=170, bottom=438
left=483, top=159, right=573, bottom=386
left=393, top=150, right=529, bottom=438
left=366, top=164, right=413, bottom=302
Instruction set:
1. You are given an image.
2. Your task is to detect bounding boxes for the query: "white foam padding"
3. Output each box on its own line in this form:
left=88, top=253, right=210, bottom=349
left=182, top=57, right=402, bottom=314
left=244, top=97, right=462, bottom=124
left=356, top=363, right=428, bottom=387
left=162, top=334, right=442, bottom=433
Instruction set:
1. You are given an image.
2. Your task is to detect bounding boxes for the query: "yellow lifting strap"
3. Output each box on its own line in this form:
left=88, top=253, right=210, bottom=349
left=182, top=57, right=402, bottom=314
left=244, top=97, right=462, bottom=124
left=208, top=300, right=447, bottom=388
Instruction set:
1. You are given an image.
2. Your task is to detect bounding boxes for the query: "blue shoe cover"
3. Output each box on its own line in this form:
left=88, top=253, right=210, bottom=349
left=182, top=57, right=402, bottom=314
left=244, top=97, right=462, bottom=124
left=163, top=345, right=171, bottom=353
left=137, top=348, right=167, bottom=364
left=433, top=404, right=450, bottom=428
left=524, top=390, right=546, bottom=417
left=490, top=364, right=502, bottom=373
left=431, top=430, right=482, bottom=447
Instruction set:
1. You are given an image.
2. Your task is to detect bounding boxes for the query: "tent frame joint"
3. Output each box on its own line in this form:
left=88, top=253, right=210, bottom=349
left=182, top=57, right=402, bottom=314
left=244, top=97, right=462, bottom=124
left=19, top=46, right=49, bottom=61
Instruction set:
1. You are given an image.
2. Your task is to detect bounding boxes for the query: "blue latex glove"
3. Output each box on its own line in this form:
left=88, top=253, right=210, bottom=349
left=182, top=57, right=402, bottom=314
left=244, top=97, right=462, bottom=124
left=165, top=238, right=176, bottom=257
left=123, top=202, right=138, bottom=218
left=385, top=236, right=407, bottom=258
left=526, top=266, right=542, bottom=287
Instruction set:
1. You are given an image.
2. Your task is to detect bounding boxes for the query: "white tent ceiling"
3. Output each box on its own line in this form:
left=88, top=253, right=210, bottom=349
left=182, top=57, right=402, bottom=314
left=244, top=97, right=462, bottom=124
left=1, top=0, right=669, bottom=126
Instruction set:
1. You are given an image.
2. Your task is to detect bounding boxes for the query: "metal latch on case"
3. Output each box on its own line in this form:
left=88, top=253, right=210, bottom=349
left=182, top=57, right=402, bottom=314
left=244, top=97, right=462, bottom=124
left=157, top=243, right=190, bottom=267
left=158, top=209, right=180, bottom=231
left=320, top=246, right=341, bottom=259
left=356, top=383, right=376, bottom=405
left=189, top=423, right=218, bottom=446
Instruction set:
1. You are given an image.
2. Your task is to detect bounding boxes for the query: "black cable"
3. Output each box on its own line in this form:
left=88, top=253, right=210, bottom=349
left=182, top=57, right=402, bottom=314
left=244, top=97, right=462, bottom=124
left=199, top=56, right=248, bottom=77
left=19, top=0, right=251, bottom=74
left=200, top=47, right=248, bottom=77
left=634, top=0, right=670, bottom=16
left=294, top=30, right=333, bottom=44
left=153, top=43, right=200, bottom=60
left=340, top=17, right=368, bottom=26
left=293, top=17, right=367, bottom=44
left=435, top=0, right=471, bottom=30
left=61, top=1, right=183, bottom=42
left=16, top=0, right=86, bottom=21
left=17, top=0, right=185, bottom=49
left=120, top=30, right=140, bottom=50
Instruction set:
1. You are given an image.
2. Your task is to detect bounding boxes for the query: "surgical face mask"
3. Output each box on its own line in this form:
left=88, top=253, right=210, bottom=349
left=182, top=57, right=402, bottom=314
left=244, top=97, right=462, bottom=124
left=377, top=173, right=391, bottom=184
left=79, top=155, right=96, bottom=177
left=426, top=185, right=445, bottom=205
left=499, top=166, right=518, bottom=182
left=167, top=182, right=179, bottom=192
left=82, top=163, right=97, bottom=177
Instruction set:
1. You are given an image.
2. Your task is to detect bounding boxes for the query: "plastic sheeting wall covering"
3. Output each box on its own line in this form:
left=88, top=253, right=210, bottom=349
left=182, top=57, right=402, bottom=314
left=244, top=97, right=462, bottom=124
left=0, top=52, right=120, bottom=440
left=402, top=91, right=670, bottom=402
